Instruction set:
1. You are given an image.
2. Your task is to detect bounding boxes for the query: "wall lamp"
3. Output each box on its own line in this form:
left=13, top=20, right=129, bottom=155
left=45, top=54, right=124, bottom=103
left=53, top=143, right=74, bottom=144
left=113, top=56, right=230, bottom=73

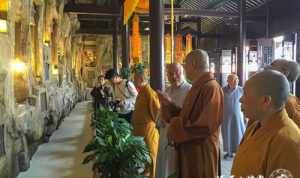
left=11, top=59, right=26, bottom=73
left=0, top=1, right=8, bottom=33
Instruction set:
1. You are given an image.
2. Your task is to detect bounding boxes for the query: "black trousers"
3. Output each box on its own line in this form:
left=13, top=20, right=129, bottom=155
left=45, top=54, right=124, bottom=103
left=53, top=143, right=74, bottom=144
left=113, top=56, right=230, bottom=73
left=118, top=111, right=133, bottom=123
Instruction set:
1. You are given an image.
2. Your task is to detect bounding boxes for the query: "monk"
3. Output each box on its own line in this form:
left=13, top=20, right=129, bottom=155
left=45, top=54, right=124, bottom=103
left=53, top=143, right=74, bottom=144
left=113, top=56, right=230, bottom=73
left=156, top=63, right=191, bottom=178
left=132, top=70, right=160, bottom=178
left=222, top=74, right=245, bottom=159
left=231, top=70, right=300, bottom=178
left=265, top=59, right=300, bottom=128
left=158, top=49, right=224, bottom=178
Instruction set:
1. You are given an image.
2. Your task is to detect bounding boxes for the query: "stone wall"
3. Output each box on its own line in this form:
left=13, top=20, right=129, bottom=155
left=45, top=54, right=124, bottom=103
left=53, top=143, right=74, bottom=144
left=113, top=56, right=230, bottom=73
left=0, top=0, right=82, bottom=177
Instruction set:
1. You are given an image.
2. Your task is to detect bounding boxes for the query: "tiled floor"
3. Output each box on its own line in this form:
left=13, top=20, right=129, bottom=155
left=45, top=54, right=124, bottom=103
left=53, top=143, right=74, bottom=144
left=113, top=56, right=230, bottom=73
left=17, top=102, right=93, bottom=178
left=17, top=101, right=234, bottom=178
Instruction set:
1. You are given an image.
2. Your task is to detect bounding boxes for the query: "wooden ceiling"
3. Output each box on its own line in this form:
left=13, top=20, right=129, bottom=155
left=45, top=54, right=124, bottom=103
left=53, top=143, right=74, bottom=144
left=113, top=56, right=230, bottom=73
left=65, top=0, right=294, bottom=39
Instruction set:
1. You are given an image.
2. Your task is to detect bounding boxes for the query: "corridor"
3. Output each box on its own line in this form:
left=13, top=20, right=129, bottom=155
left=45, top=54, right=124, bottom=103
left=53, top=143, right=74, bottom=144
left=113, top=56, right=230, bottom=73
left=17, top=102, right=93, bottom=178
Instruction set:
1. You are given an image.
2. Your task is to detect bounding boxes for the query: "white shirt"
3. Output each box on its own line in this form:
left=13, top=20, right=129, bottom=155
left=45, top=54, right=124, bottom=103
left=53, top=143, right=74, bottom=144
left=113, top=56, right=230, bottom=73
left=109, top=80, right=138, bottom=114
left=166, top=80, right=192, bottom=107
left=156, top=80, right=191, bottom=178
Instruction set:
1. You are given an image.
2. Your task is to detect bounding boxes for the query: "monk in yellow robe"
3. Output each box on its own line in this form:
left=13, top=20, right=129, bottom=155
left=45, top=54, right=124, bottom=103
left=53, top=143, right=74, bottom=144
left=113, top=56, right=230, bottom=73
left=265, top=59, right=300, bottom=128
left=232, top=70, right=300, bottom=178
left=132, top=70, right=160, bottom=178
left=158, top=49, right=224, bottom=178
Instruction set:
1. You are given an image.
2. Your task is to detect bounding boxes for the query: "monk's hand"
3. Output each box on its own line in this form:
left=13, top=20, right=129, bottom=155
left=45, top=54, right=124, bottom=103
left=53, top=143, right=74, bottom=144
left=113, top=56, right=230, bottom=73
left=156, top=90, right=172, bottom=106
left=160, top=106, right=172, bottom=123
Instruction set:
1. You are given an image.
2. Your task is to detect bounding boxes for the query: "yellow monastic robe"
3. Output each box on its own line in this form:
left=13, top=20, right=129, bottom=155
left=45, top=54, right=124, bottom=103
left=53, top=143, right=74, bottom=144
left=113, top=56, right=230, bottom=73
left=285, top=95, right=300, bottom=128
left=166, top=72, right=224, bottom=178
left=231, top=109, right=300, bottom=178
left=132, top=84, right=160, bottom=178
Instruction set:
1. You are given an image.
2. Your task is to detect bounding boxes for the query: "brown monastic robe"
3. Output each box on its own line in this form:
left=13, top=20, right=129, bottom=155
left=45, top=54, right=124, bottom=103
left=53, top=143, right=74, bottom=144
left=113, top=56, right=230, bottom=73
left=165, top=72, right=224, bottom=178
left=285, top=95, right=300, bottom=128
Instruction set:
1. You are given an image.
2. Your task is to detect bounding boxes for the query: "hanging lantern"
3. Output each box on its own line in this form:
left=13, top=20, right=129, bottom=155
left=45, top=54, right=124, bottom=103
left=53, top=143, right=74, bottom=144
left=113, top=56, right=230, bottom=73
left=123, top=0, right=149, bottom=24
left=132, top=14, right=142, bottom=64
left=136, top=0, right=149, bottom=13
left=165, top=33, right=171, bottom=64
left=175, top=34, right=184, bottom=63
left=123, top=0, right=139, bottom=24
left=0, top=0, right=8, bottom=33
left=185, top=34, right=193, bottom=56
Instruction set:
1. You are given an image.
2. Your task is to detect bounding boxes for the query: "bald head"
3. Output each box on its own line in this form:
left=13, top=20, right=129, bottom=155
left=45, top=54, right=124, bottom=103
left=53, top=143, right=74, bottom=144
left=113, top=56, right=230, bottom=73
left=184, top=49, right=209, bottom=81
left=185, top=49, right=209, bottom=71
left=167, top=63, right=183, bottom=73
left=227, top=74, right=239, bottom=89
left=167, top=63, right=184, bottom=85
left=266, top=59, right=300, bottom=82
left=247, top=70, right=290, bottom=109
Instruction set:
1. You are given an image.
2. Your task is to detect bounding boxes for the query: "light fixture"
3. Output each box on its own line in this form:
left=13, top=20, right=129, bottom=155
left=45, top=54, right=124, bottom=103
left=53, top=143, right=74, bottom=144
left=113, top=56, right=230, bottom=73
left=0, top=1, right=8, bottom=33
left=11, top=59, right=26, bottom=73
left=52, top=65, right=58, bottom=75
left=0, top=19, right=7, bottom=33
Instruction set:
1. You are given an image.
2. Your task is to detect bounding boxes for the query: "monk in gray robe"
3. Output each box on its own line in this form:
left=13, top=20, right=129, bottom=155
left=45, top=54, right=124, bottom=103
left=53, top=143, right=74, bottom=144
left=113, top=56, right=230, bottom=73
left=222, top=74, right=245, bottom=159
left=157, top=49, right=224, bottom=178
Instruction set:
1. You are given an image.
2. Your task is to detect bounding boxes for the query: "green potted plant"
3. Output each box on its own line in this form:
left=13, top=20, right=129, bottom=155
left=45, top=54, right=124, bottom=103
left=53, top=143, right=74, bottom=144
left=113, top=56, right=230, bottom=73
left=83, top=108, right=151, bottom=178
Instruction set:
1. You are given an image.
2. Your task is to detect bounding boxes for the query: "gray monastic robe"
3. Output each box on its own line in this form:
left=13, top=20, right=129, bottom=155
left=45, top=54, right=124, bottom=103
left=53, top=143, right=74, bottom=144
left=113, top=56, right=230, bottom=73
left=221, top=86, right=245, bottom=154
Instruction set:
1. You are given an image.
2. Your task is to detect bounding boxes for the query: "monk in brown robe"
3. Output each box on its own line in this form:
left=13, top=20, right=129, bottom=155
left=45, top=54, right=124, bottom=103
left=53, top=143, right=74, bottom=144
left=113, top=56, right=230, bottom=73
left=157, top=49, right=224, bottom=178
left=232, top=70, right=300, bottom=177
left=265, top=59, right=300, bottom=128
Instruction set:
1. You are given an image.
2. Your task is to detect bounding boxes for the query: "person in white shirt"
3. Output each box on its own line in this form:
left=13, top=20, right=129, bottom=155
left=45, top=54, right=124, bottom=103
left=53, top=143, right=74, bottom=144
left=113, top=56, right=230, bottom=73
left=155, top=63, right=191, bottom=178
left=105, top=69, right=138, bottom=122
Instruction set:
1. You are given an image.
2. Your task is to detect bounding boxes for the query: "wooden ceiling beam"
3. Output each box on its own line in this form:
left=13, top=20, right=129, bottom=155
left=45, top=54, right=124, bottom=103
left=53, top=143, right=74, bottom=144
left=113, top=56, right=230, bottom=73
left=64, top=3, right=120, bottom=16
left=165, top=8, right=239, bottom=18
left=64, top=3, right=238, bottom=18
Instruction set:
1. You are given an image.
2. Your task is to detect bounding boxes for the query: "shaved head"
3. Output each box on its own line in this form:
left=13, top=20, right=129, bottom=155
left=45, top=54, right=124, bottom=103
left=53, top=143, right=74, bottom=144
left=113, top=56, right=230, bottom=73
left=227, top=73, right=239, bottom=89
left=167, top=63, right=184, bottom=85
left=184, top=49, right=209, bottom=81
left=247, top=70, right=290, bottom=109
left=266, top=59, right=300, bottom=82
left=185, top=49, right=209, bottom=71
left=167, top=63, right=183, bottom=74
left=228, top=74, right=238, bottom=80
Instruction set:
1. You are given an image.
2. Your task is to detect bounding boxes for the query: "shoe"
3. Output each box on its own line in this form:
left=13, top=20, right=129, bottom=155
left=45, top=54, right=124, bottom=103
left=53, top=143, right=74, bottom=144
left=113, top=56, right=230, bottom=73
left=223, top=153, right=233, bottom=159
left=223, top=153, right=230, bottom=159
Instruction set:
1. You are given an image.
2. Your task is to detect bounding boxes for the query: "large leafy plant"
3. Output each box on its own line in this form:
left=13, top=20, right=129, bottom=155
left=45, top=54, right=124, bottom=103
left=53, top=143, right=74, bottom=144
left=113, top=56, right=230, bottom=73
left=83, top=108, right=151, bottom=178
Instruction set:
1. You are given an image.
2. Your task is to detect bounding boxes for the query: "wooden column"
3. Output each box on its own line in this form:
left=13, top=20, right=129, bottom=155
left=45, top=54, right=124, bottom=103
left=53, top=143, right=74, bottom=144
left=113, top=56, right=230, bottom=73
left=150, top=0, right=164, bottom=90
left=295, top=32, right=300, bottom=97
left=113, top=18, right=118, bottom=71
left=266, top=2, right=270, bottom=38
left=238, top=0, right=246, bottom=85
left=122, top=6, right=129, bottom=69
left=197, top=18, right=202, bottom=48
